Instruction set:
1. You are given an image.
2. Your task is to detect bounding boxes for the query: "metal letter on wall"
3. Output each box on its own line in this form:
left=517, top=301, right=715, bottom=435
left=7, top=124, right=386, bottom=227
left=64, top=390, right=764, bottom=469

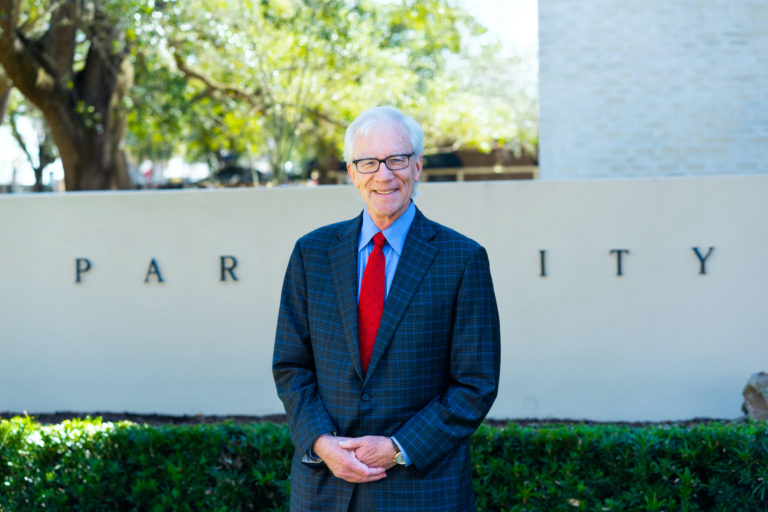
left=75, top=258, right=91, bottom=283
left=692, top=246, right=715, bottom=275
left=144, top=258, right=164, bottom=283
left=220, top=255, right=238, bottom=282
left=610, top=249, right=630, bottom=276
left=539, top=250, right=547, bottom=277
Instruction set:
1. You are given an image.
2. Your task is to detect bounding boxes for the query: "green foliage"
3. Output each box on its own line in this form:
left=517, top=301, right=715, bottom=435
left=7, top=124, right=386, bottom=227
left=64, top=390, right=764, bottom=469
left=0, top=416, right=292, bottom=511
left=470, top=422, right=768, bottom=511
left=122, top=0, right=536, bottom=178
left=5, top=1, right=537, bottom=186
left=7, top=418, right=762, bottom=511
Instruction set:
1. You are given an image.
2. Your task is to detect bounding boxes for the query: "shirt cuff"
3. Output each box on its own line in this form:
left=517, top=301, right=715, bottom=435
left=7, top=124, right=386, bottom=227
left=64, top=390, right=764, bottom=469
left=302, top=451, right=323, bottom=464
left=391, top=436, right=411, bottom=466
left=303, top=431, right=336, bottom=464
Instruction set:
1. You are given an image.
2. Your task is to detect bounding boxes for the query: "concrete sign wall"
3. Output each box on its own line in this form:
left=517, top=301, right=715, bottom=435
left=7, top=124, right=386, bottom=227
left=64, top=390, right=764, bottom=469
left=1, top=177, right=766, bottom=421
left=539, top=0, right=768, bottom=179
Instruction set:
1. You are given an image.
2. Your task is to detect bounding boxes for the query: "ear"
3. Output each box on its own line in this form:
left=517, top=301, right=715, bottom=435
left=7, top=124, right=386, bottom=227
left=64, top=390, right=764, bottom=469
left=347, top=163, right=358, bottom=187
left=414, top=154, right=423, bottom=181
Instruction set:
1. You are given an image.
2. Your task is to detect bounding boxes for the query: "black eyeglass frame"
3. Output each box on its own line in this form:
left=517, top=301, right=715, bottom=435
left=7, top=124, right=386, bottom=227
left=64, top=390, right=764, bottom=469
left=352, top=153, right=414, bottom=174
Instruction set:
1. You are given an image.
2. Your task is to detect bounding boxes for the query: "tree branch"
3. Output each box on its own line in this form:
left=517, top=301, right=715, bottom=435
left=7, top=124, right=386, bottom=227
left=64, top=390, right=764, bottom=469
left=8, top=109, right=35, bottom=170
left=0, top=0, right=64, bottom=115
left=305, top=107, right=345, bottom=128
left=77, top=8, right=125, bottom=110
left=18, top=0, right=66, bottom=32
left=168, top=40, right=265, bottom=113
left=166, top=39, right=343, bottom=132
left=0, top=0, right=20, bottom=46
left=0, top=74, right=12, bottom=124
left=41, top=0, right=78, bottom=78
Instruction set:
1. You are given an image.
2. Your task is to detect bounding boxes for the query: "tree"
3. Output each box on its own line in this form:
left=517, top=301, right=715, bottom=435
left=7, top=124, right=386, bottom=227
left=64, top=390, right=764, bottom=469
left=1, top=0, right=537, bottom=190
left=6, top=89, right=56, bottom=191
left=0, top=74, right=11, bottom=124
left=0, top=0, right=141, bottom=190
left=128, top=0, right=487, bottom=184
left=425, top=41, right=539, bottom=157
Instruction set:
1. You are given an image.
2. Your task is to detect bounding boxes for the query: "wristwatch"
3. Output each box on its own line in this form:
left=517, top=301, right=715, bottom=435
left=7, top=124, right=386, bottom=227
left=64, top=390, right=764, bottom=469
left=391, top=438, right=406, bottom=465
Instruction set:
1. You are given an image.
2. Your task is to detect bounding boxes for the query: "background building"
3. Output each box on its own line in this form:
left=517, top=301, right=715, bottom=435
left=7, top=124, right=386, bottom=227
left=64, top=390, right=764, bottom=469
left=539, top=0, right=768, bottom=179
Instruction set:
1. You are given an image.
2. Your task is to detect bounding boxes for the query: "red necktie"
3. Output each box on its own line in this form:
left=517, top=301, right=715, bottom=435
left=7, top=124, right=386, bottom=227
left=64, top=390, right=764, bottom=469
left=358, top=232, right=386, bottom=374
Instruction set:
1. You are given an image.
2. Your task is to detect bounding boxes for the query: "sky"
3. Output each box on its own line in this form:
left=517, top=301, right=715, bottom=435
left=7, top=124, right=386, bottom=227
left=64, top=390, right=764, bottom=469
left=458, top=0, right=539, bottom=94
left=461, top=0, right=539, bottom=54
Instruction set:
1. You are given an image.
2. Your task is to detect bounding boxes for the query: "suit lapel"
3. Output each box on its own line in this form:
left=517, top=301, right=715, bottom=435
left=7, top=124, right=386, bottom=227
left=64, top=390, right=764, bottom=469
left=329, top=213, right=365, bottom=381
left=365, top=209, right=438, bottom=382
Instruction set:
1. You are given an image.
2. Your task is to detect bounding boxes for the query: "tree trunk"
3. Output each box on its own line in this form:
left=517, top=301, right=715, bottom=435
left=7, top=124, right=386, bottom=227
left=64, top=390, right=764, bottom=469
left=0, top=87, right=11, bottom=125
left=76, top=134, right=114, bottom=190
left=43, top=104, right=114, bottom=190
left=0, top=0, right=132, bottom=191
left=52, top=121, right=121, bottom=191
left=33, top=166, right=43, bottom=192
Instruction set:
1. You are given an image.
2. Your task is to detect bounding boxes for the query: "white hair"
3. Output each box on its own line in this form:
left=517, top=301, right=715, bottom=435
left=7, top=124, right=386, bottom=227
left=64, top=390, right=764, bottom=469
left=343, top=106, right=424, bottom=163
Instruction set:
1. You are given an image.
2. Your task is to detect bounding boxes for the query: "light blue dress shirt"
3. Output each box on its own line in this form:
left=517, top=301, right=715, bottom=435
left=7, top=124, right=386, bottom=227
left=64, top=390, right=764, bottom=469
left=357, top=201, right=417, bottom=300
left=306, top=202, right=417, bottom=466
left=356, top=201, right=417, bottom=466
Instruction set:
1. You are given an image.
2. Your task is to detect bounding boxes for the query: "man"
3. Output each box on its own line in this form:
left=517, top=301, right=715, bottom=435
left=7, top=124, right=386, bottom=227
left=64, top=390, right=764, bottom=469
left=273, top=106, right=500, bottom=511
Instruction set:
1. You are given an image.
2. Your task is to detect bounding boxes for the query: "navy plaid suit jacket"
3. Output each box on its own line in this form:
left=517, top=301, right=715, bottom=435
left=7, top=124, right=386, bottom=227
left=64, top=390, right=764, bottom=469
left=273, top=207, right=500, bottom=512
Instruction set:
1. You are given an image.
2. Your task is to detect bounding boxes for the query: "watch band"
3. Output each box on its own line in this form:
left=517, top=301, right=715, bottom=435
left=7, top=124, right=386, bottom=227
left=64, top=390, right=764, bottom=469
left=391, top=438, right=406, bottom=465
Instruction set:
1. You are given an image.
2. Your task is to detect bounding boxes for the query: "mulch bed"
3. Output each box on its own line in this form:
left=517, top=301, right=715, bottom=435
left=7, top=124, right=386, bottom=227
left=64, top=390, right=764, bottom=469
left=0, top=411, right=737, bottom=428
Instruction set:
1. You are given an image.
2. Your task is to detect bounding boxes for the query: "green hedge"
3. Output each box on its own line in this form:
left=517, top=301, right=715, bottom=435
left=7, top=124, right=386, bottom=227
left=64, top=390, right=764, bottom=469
left=1, top=417, right=767, bottom=511
left=471, top=421, right=768, bottom=511
left=0, top=417, right=292, bottom=512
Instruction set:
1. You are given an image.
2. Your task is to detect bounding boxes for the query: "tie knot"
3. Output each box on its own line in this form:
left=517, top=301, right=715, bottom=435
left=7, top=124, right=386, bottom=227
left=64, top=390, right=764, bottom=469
left=372, top=232, right=386, bottom=249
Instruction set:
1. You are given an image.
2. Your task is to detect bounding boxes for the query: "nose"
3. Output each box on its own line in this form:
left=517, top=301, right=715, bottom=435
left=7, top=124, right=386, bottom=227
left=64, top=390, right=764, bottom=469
left=374, top=161, right=395, bottom=177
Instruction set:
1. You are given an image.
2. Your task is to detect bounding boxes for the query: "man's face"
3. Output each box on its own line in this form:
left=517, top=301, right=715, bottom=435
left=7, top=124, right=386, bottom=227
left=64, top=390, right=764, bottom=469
left=347, top=120, right=423, bottom=230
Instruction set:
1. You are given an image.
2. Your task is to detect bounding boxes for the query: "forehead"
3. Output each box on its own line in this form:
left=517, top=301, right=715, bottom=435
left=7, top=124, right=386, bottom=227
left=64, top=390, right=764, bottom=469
left=353, top=120, right=412, bottom=158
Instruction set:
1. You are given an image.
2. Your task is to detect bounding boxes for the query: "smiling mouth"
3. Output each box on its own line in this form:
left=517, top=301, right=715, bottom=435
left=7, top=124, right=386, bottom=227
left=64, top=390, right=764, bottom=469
left=375, top=189, right=397, bottom=195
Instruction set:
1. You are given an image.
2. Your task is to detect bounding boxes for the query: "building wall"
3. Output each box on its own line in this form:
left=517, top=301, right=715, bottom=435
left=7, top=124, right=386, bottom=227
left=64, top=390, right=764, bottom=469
left=539, top=0, right=768, bottom=179
left=1, top=178, right=766, bottom=421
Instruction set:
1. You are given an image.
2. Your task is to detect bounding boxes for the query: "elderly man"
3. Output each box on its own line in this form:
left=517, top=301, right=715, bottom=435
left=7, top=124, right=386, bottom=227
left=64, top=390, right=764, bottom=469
left=273, top=106, right=500, bottom=512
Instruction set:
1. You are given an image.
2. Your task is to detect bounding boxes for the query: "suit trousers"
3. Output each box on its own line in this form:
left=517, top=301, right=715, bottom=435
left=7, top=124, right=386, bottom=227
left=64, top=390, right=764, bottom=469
left=348, top=484, right=375, bottom=512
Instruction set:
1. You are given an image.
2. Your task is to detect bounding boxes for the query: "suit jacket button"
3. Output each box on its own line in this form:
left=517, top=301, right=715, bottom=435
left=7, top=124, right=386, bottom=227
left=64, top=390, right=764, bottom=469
left=362, top=393, right=370, bottom=401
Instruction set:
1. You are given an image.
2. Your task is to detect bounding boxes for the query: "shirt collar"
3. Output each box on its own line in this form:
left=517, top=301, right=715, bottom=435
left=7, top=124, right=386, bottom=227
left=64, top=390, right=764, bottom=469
left=358, top=201, right=417, bottom=256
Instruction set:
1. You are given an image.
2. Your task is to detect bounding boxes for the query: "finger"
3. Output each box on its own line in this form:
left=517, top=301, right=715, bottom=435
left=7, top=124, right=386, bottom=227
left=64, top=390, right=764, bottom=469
left=339, top=471, right=387, bottom=484
left=353, top=449, right=380, bottom=467
left=343, top=466, right=387, bottom=483
left=343, top=454, right=374, bottom=474
left=361, top=472, right=387, bottom=483
left=365, top=466, right=386, bottom=476
left=353, top=458, right=387, bottom=476
left=337, top=462, right=374, bottom=482
left=338, top=438, right=363, bottom=449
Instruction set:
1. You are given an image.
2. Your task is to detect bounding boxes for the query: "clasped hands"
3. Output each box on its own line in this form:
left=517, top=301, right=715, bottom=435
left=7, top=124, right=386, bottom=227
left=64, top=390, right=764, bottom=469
left=312, top=434, right=397, bottom=483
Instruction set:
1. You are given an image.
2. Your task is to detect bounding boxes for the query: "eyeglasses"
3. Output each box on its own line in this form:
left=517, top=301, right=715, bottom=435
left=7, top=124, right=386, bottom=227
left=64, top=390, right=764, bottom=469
left=352, top=153, right=414, bottom=174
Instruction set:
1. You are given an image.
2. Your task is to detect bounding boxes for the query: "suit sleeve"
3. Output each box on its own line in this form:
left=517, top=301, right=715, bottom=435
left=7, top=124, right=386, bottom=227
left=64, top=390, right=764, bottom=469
left=393, top=245, right=501, bottom=473
left=272, top=241, right=337, bottom=459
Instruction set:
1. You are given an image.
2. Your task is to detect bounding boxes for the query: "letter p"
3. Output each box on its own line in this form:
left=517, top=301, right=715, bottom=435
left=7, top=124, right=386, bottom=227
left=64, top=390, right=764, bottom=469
left=75, top=258, right=92, bottom=283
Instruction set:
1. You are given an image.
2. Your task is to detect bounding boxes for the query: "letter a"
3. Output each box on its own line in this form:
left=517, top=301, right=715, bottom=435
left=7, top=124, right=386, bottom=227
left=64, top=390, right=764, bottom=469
left=144, top=258, right=165, bottom=283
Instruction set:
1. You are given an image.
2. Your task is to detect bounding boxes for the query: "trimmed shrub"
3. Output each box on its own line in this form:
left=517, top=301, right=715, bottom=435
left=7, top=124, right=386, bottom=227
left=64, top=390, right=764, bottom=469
left=0, top=417, right=291, bottom=511
left=471, top=422, right=768, bottom=511
left=1, top=417, right=767, bottom=511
